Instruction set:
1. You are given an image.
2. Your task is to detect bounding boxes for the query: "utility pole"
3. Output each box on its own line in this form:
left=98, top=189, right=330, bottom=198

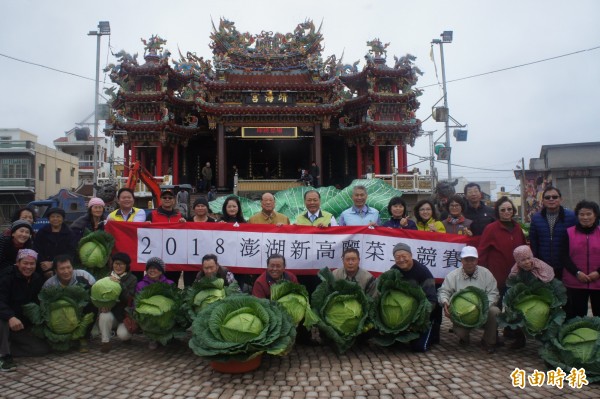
left=431, top=31, right=453, bottom=180
left=520, top=157, right=526, bottom=223
left=88, top=21, right=110, bottom=196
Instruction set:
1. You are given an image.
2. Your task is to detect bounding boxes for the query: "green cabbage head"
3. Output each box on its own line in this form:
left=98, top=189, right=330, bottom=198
left=541, top=316, right=600, bottom=383
left=136, top=294, right=176, bottom=332
left=325, top=295, right=363, bottom=335
left=194, top=288, right=225, bottom=312
left=220, top=306, right=265, bottom=343
left=22, top=285, right=95, bottom=351
left=78, top=231, right=114, bottom=270
left=188, top=295, right=296, bottom=362
left=48, top=299, right=80, bottom=334
left=381, top=289, right=417, bottom=329
left=270, top=281, right=319, bottom=327
left=514, top=295, right=550, bottom=333
left=450, top=287, right=488, bottom=328
left=91, top=277, right=122, bottom=309
left=562, top=327, right=599, bottom=363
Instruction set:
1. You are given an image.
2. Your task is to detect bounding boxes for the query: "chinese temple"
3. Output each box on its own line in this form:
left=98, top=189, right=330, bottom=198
left=104, top=19, right=423, bottom=190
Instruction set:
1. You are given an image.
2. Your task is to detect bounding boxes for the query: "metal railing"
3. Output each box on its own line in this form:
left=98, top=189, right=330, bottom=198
left=97, top=175, right=172, bottom=197
left=0, top=178, right=35, bottom=190
left=370, top=173, right=434, bottom=192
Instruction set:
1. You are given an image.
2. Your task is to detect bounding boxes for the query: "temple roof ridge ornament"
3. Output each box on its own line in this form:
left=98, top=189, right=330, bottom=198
left=209, top=18, right=324, bottom=71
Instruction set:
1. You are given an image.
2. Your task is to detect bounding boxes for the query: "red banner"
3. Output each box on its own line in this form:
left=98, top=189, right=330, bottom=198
left=105, top=222, right=478, bottom=278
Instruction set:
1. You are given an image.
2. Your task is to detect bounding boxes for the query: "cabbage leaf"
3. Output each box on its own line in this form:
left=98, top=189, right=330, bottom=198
left=541, top=316, right=600, bottom=383
left=450, top=286, right=489, bottom=329
left=188, top=294, right=296, bottom=362
left=370, top=269, right=432, bottom=346
left=22, top=285, right=95, bottom=351
left=498, top=273, right=566, bottom=342
left=310, top=268, right=373, bottom=353
left=132, top=282, right=188, bottom=345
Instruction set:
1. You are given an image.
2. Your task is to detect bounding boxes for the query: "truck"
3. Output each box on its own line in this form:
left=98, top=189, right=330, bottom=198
left=27, top=189, right=88, bottom=232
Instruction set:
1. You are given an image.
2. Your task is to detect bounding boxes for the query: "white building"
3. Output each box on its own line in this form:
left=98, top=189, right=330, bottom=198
left=54, top=127, right=124, bottom=189
left=0, top=128, right=79, bottom=224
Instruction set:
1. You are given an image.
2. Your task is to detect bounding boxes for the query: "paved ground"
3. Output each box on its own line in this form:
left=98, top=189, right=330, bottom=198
left=2, top=319, right=599, bottom=399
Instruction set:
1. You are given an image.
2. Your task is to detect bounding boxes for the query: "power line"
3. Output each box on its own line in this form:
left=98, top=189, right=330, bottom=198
left=419, top=45, right=600, bottom=89
left=0, top=52, right=96, bottom=82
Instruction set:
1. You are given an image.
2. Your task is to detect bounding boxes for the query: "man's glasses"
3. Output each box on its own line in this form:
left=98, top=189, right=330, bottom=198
left=544, top=195, right=559, bottom=200
left=162, top=196, right=174, bottom=200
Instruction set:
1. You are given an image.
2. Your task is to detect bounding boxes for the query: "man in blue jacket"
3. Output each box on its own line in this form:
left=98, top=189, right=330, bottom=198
left=529, top=187, right=576, bottom=279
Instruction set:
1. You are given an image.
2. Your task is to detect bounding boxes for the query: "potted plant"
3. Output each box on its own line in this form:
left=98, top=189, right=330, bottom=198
left=188, top=294, right=296, bottom=373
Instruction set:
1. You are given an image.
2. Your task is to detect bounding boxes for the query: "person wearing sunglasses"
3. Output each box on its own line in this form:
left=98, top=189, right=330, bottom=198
left=147, top=190, right=186, bottom=285
left=477, top=196, right=527, bottom=298
left=529, top=187, right=576, bottom=280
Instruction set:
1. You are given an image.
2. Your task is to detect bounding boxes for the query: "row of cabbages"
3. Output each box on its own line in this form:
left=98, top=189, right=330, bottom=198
left=22, top=245, right=600, bottom=380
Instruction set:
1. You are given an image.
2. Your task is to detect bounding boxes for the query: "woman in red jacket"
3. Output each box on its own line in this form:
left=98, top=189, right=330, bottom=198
left=478, top=196, right=527, bottom=296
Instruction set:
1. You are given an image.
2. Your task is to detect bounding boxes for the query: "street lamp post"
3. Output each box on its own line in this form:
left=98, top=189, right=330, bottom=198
left=432, top=31, right=453, bottom=180
left=88, top=21, right=110, bottom=196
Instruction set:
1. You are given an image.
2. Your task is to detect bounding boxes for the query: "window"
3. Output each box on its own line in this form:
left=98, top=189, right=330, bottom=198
left=38, top=164, right=45, bottom=181
left=56, top=168, right=61, bottom=184
left=0, top=158, right=31, bottom=178
left=71, top=167, right=75, bottom=177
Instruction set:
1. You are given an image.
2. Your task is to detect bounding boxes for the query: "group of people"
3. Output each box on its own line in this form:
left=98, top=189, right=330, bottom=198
left=1, top=181, right=599, bottom=371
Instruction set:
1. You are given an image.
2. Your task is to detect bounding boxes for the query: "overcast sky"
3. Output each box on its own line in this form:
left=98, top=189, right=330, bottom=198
left=2, top=0, right=599, bottom=196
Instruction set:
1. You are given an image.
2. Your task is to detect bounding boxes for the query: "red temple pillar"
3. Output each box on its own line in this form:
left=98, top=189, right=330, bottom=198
left=156, top=144, right=163, bottom=176
left=124, top=143, right=130, bottom=177
left=173, top=143, right=179, bottom=185
left=356, top=143, right=363, bottom=178
left=397, top=144, right=404, bottom=173
left=373, top=143, right=381, bottom=174
left=402, top=145, right=408, bottom=173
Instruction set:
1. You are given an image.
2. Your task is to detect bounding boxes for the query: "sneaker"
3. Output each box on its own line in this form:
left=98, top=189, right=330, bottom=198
left=148, top=341, right=158, bottom=350
left=0, top=355, right=17, bottom=372
left=458, top=338, right=470, bottom=347
left=100, top=342, right=112, bottom=353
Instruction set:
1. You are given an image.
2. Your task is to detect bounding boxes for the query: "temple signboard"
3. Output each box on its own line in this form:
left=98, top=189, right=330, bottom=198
left=242, top=127, right=297, bottom=138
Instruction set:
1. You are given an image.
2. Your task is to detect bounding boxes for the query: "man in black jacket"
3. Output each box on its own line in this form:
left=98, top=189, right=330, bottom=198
left=463, top=183, right=495, bottom=236
left=0, top=249, right=50, bottom=372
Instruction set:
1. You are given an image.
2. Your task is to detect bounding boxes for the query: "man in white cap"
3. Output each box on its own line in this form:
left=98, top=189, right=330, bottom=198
left=0, top=249, right=50, bottom=372
left=438, top=246, right=500, bottom=353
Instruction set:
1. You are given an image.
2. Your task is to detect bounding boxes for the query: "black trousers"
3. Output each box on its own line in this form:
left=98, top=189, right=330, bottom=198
left=0, top=320, right=50, bottom=357
left=566, top=288, right=600, bottom=319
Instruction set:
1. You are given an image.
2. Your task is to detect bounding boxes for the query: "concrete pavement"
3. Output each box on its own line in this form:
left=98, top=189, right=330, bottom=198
left=2, top=318, right=599, bottom=399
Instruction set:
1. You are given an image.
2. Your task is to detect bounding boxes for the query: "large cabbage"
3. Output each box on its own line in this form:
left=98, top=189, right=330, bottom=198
left=77, top=231, right=115, bottom=278
left=498, top=274, right=566, bottom=342
left=370, top=269, right=432, bottom=346
left=270, top=281, right=319, bottom=327
left=541, top=317, right=600, bottom=383
left=23, top=285, right=95, bottom=351
left=310, top=268, right=373, bottom=353
left=132, top=283, right=188, bottom=345
left=183, top=276, right=241, bottom=323
left=91, top=277, right=123, bottom=309
left=450, top=286, right=489, bottom=329
left=189, top=294, right=296, bottom=362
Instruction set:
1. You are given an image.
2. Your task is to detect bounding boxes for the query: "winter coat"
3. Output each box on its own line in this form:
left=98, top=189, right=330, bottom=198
left=529, top=206, right=576, bottom=272
left=478, top=221, right=527, bottom=291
